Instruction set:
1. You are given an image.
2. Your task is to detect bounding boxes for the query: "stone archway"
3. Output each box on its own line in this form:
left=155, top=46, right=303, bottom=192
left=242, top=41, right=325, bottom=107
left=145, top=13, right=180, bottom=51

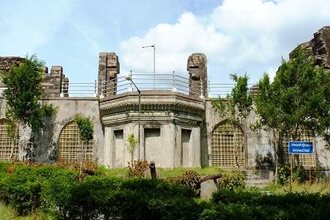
left=211, top=120, right=245, bottom=168
left=0, top=119, right=19, bottom=161
left=58, top=121, right=94, bottom=162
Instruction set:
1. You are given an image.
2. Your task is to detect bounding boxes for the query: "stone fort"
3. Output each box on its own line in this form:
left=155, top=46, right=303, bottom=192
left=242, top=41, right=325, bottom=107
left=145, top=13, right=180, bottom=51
left=0, top=27, right=329, bottom=172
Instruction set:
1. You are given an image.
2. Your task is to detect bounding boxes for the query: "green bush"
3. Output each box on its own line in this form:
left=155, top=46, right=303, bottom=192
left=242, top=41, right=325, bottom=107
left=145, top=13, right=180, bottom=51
left=1, top=162, right=329, bottom=219
left=58, top=177, right=199, bottom=219
left=200, top=203, right=301, bottom=220
left=0, top=163, right=79, bottom=216
left=211, top=189, right=330, bottom=219
left=277, top=164, right=322, bottom=184
left=218, top=170, right=245, bottom=190
left=0, top=166, right=41, bottom=215
left=166, top=170, right=201, bottom=195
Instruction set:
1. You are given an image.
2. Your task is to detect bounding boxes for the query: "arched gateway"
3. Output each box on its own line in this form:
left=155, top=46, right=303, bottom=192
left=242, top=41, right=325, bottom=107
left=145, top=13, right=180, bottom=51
left=211, top=120, right=245, bottom=168
left=58, top=121, right=94, bottom=162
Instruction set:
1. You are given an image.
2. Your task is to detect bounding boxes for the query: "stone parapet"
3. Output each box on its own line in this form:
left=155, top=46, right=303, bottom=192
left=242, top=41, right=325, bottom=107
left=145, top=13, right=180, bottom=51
left=0, top=56, right=69, bottom=97
left=98, top=52, right=120, bottom=97
left=290, top=26, right=330, bottom=69
left=187, top=53, right=208, bottom=97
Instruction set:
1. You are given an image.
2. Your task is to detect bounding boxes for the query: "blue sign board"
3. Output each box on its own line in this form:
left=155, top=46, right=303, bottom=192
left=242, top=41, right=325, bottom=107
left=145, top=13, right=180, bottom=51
left=288, top=141, right=313, bottom=154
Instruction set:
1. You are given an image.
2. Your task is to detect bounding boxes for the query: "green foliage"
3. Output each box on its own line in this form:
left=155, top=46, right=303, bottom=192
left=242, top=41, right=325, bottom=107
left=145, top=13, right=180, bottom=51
left=277, top=164, right=323, bottom=185
left=166, top=170, right=201, bottom=195
left=1, top=55, right=47, bottom=132
left=1, top=162, right=330, bottom=219
left=126, top=133, right=138, bottom=159
left=211, top=189, right=330, bottom=220
left=74, top=113, right=93, bottom=142
left=0, top=164, right=78, bottom=216
left=230, top=74, right=253, bottom=120
left=218, top=170, right=246, bottom=190
left=41, top=103, right=57, bottom=118
left=212, top=74, right=252, bottom=124
left=254, top=47, right=330, bottom=149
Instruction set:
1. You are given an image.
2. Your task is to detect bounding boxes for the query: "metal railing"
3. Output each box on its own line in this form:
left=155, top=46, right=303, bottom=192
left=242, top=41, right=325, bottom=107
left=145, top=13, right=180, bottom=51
left=0, top=72, right=256, bottom=98
left=100, top=72, right=197, bottom=97
left=65, top=81, right=97, bottom=97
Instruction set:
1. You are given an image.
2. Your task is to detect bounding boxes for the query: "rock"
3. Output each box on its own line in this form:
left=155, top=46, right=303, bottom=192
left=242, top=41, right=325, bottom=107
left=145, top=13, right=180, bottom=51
left=290, top=26, right=330, bottom=70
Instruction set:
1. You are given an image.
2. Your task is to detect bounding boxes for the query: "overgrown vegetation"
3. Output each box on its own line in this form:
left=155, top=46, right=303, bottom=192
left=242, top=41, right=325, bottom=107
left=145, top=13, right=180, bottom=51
left=74, top=113, right=94, bottom=179
left=1, top=55, right=56, bottom=133
left=0, top=55, right=57, bottom=161
left=74, top=113, right=93, bottom=143
left=212, top=74, right=252, bottom=167
left=0, top=162, right=329, bottom=219
left=127, top=159, right=149, bottom=178
left=126, top=133, right=138, bottom=160
left=254, top=47, right=330, bottom=166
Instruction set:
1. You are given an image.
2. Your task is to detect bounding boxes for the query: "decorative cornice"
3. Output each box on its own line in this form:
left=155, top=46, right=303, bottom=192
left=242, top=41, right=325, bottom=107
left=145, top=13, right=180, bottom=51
left=100, top=91, right=205, bottom=116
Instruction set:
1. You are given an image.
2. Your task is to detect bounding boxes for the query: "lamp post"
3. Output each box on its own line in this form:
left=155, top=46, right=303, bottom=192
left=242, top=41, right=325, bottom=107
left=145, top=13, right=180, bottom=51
left=142, top=44, right=155, bottom=89
left=125, top=74, right=141, bottom=160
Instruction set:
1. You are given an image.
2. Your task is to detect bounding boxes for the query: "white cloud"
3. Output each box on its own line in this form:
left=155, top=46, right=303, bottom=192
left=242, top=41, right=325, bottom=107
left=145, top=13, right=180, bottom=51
left=120, top=0, right=330, bottom=83
left=120, top=12, right=229, bottom=74
left=0, top=0, right=77, bottom=55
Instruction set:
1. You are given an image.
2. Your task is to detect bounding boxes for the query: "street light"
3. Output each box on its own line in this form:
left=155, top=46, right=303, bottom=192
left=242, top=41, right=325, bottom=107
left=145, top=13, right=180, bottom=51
left=142, top=44, right=155, bottom=89
left=125, top=74, right=141, bottom=160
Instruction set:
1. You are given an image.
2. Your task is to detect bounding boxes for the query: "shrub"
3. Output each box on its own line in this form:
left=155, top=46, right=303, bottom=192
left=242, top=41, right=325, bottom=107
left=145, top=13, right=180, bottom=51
left=56, top=177, right=199, bottom=219
left=0, top=163, right=79, bottom=216
left=277, top=164, right=322, bottom=184
left=211, top=188, right=330, bottom=219
left=0, top=166, right=41, bottom=215
left=127, top=160, right=149, bottom=178
left=166, top=170, right=201, bottom=195
left=218, top=170, right=245, bottom=190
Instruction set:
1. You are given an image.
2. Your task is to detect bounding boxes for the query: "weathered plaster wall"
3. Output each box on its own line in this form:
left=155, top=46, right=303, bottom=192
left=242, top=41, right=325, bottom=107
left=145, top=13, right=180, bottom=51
left=43, top=98, right=103, bottom=163
left=104, top=122, right=201, bottom=168
left=204, top=98, right=330, bottom=170
left=0, top=97, right=104, bottom=163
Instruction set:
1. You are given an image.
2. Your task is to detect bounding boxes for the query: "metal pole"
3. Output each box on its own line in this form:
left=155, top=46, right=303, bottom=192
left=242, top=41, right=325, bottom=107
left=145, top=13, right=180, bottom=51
left=153, top=44, right=155, bottom=90
left=125, top=74, right=141, bottom=160
left=290, top=154, right=293, bottom=192
left=142, top=44, right=156, bottom=90
left=138, top=90, right=141, bottom=160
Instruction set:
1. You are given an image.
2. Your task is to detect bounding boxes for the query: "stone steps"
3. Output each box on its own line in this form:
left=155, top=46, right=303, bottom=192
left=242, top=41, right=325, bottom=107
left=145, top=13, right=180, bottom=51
left=245, top=179, right=270, bottom=188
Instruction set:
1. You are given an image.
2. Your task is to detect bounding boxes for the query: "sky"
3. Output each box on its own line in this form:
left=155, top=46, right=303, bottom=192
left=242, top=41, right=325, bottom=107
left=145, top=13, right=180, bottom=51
left=1, top=0, right=330, bottom=86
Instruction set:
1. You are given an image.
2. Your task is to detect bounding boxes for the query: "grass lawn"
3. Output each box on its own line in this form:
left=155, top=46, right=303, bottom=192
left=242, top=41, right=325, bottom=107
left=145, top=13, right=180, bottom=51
left=264, top=181, right=330, bottom=194
left=99, top=165, right=224, bottom=178
left=0, top=203, right=43, bottom=220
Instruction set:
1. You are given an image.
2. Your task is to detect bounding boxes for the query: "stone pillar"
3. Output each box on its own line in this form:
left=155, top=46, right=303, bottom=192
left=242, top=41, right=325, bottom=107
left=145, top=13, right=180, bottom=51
left=41, top=65, right=69, bottom=98
left=49, top=66, right=63, bottom=97
left=62, top=77, right=69, bottom=97
left=98, top=52, right=120, bottom=97
left=187, top=53, right=208, bottom=98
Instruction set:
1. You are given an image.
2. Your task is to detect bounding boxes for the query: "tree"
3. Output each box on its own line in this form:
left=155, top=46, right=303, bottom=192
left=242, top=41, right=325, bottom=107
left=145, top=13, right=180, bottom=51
left=127, top=133, right=138, bottom=161
left=254, top=47, right=330, bottom=165
left=212, top=74, right=252, bottom=124
left=1, top=55, right=56, bottom=160
left=74, top=113, right=94, bottom=178
left=2, top=55, right=45, bottom=132
left=212, top=74, right=253, bottom=167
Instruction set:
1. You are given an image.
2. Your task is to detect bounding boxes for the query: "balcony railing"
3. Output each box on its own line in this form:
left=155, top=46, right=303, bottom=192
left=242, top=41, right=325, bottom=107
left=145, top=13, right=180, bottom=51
left=101, top=72, right=197, bottom=97
left=0, top=72, right=256, bottom=98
